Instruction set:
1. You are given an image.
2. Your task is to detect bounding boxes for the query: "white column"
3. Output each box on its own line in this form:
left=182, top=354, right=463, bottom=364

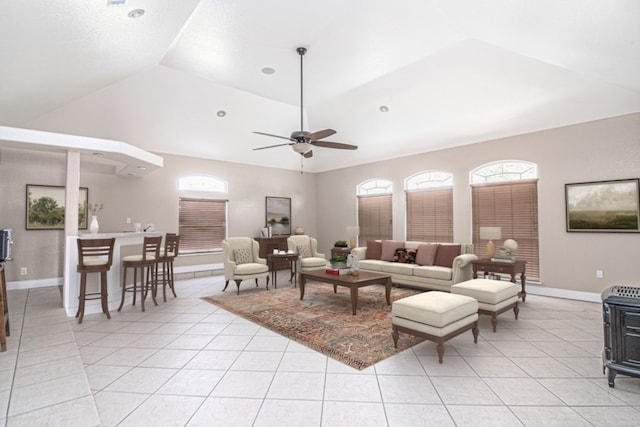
left=63, top=151, right=80, bottom=310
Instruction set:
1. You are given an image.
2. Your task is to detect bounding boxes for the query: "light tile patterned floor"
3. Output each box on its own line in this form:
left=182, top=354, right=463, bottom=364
left=1, top=274, right=639, bottom=426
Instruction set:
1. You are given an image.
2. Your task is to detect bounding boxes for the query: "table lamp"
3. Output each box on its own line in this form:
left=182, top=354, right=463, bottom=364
left=479, top=227, right=501, bottom=258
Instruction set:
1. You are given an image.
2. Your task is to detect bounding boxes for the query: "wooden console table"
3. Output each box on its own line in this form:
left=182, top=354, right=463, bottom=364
left=472, top=258, right=527, bottom=302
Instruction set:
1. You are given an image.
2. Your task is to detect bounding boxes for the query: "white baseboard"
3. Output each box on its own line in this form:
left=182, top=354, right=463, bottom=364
left=173, top=263, right=223, bottom=274
left=526, top=284, right=601, bottom=303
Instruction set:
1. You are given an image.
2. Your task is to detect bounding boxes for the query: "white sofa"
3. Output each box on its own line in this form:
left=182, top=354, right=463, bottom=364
left=351, top=240, right=477, bottom=292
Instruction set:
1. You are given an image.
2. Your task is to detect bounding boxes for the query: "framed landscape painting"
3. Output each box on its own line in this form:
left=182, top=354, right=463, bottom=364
left=265, top=196, right=291, bottom=235
left=26, top=185, right=89, bottom=230
left=565, top=178, right=640, bottom=232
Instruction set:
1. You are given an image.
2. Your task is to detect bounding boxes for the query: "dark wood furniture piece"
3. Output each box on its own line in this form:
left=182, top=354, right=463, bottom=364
left=255, top=236, right=289, bottom=270
left=266, top=253, right=298, bottom=288
left=330, top=247, right=351, bottom=258
left=118, top=236, right=161, bottom=312
left=0, top=262, right=9, bottom=351
left=602, top=285, right=640, bottom=387
left=472, top=258, right=527, bottom=302
left=76, top=238, right=116, bottom=324
left=298, top=270, right=392, bottom=315
left=156, top=233, right=180, bottom=302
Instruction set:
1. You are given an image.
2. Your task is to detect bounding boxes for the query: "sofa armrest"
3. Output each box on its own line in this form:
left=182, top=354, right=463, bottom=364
left=351, top=247, right=367, bottom=259
left=451, top=253, right=478, bottom=284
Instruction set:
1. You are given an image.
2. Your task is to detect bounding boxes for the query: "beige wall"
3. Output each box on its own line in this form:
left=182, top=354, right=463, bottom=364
left=1, top=113, right=638, bottom=295
left=315, top=113, right=640, bottom=295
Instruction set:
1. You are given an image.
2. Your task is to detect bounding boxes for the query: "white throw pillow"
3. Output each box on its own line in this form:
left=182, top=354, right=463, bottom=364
left=234, top=247, right=252, bottom=265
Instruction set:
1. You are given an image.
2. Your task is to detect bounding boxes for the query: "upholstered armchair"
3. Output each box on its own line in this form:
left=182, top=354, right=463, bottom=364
left=222, top=237, right=269, bottom=295
left=287, top=235, right=326, bottom=272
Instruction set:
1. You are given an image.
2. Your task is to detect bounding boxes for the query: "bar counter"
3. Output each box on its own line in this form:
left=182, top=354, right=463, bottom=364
left=62, top=231, right=162, bottom=317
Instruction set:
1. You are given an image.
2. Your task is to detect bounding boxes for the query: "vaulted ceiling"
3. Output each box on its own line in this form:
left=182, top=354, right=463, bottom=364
left=1, top=0, right=639, bottom=172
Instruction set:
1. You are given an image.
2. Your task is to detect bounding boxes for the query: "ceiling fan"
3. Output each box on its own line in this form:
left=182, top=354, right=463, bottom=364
left=253, top=47, right=357, bottom=158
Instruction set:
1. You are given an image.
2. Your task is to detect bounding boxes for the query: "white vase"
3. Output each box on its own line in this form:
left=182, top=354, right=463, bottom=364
left=89, top=215, right=99, bottom=234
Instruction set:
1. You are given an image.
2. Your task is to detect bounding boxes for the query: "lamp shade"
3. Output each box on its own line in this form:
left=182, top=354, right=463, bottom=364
left=479, top=227, right=501, bottom=241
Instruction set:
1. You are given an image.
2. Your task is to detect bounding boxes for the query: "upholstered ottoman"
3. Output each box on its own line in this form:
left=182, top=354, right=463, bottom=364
left=451, top=279, right=519, bottom=332
left=392, top=291, right=478, bottom=363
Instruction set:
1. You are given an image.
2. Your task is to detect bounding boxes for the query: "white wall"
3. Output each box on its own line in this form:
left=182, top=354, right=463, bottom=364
left=315, top=113, right=640, bottom=295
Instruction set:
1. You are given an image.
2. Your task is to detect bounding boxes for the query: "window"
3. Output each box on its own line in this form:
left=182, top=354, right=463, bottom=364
left=471, top=161, right=539, bottom=279
left=178, top=198, right=227, bottom=253
left=405, top=171, right=453, bottom=242
left=357, top=179, right=393, bottom=243
left=177, top=175, right=229, bottom=254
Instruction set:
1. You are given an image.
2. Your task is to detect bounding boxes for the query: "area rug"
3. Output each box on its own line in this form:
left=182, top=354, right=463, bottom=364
left=202, top=283, right=424, bottom=370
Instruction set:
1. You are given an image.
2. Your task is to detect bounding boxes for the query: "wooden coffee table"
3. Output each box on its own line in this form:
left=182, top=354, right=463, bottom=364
left=298, top=269, right=392, bottom=315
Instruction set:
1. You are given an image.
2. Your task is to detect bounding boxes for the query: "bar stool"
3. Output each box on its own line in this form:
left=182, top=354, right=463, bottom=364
left=76, top=238, right=116, bottom=324
left=155, top=233, right=180, bottom=302
left=118, top=236, right=161, bottom=312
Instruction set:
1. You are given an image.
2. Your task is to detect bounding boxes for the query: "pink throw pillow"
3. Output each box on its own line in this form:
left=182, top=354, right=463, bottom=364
left=433, top=244, right=461, bottom=268
left=381, top=240, right=404, bottom=261
left=366, top=240, right=382, bottom=260
left=415, top=244, right=438, bottom=266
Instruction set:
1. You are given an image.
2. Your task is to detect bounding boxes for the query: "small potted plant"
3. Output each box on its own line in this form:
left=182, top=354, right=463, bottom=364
left=334, top=240, right=348, bottom=248
left=329, top=254, right=348, bottom=269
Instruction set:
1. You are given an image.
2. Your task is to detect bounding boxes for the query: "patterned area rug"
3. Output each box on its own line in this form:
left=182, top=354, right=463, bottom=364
left=202, top=283, right=424, bottom=370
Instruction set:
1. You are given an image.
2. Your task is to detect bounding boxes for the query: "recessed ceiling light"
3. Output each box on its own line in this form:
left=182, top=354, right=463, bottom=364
left=216, top=110, right=227, bottom=118
left=107, top=0, right=127, bottom=6
left=261, top=67, right=276, bottom=75
left=128, top=9, right=145, bottom=18
left=92, top=152, right=104, bottom=157
left=379, top=105, right=389, bottom=113
left=137, top=166, right=147, bottom=170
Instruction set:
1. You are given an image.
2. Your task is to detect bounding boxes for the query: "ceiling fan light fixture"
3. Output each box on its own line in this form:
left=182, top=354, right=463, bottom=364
left=291, top=143, right=312, bottom=154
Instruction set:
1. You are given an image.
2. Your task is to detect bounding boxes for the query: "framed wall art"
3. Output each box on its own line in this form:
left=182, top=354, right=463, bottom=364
left=565, top=178, right=640, bottom=232
left=26, top=185, right=89, bottom=230
left=265, top=196, right=291, bottom=235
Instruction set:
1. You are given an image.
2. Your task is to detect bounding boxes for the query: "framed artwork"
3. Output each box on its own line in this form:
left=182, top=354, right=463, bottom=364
left=26, top=185, right=89, bottom=230
left=565, top=178, right=640, bottom=232
left=265, top=196, right=291, bottom=235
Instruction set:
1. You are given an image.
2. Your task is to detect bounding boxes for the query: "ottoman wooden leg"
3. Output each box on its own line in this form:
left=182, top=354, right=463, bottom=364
left=392, top=327, right=399, bottom=348
left=514, top=302, right=519, bottom=319
left=436, top=342, right=445, bottom=363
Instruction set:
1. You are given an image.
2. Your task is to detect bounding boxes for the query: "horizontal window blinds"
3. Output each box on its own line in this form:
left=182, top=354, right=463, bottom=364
left=358, top=195, right=392, bottom=243
left=472, top=180, right=539, bottom=279
left=178, top=198, right=227, bottom=253
left=406, top=188, right=453, bottom=242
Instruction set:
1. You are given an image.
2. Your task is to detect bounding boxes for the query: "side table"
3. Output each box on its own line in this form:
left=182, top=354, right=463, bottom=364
left=266, top=253, right=299, bottom=288
left=472, top=258, right=527, bottom=302
left=330, top=247, right=351, bottom=258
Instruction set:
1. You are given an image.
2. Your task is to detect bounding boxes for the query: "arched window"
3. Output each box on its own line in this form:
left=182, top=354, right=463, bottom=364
left=405, top=171, right=454, bottom=242
left=178, top=175, right=228, bottom=253
left=357, top=179, right=393, bottom=243
left=470, top=161, right=539, bottom=279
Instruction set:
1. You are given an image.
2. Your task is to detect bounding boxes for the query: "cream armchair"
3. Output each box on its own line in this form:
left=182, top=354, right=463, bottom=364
left=287, top=235, right=326, bottom=272
left=222, top=237, right=269, bottom=295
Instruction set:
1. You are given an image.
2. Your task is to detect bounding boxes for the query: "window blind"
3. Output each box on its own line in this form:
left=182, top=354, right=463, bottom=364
left=471, top=180, right=539, bottom=279
left=178, top=198, right=227, bottom=253
left=357, top=194, right=392, bottom=243
left=406, top=188, right=453, bottom=242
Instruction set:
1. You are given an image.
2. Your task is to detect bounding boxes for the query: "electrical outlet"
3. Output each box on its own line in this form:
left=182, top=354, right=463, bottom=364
left=20, top=267, right=27, bottom=275
left=596, top=269, right=604, bottom=279
left=126, top=217, right=131, bottom=224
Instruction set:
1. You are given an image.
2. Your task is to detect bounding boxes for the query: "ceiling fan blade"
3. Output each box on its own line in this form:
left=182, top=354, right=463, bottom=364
left=253, top=131, right=293, bottom=141
left=253, top=142, right=293, bottom=151
left=303, top=150, right=313, bottom=158
left=306, top=129, right=336, bottom=141
left=311, top=140, right=358, bottom=150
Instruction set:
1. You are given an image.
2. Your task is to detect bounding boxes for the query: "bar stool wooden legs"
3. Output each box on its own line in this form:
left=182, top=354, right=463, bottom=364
left=1, top=262, right=9, bottom=351
left=155, top=234, right=180, bottom=302
left=76, top=238, right=116, bottom=324
left=118, top=236, right=161, bottom=312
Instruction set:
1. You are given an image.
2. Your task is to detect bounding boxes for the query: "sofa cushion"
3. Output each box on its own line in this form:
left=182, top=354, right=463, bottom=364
left=233, top=247, right=252, bottom=265
left=359, top=259, right=385, bottom=272
left=366, top=240, right=382, bottom=260
left=392, top=248, right=416, bottom=263
left=392, top=291, right=478, bottom=328
left=381, top=240, right=404, bottom=261
left=413, top=265, right=453, bottom=281
left=300, top=256, right=326, bottom=269
left=415, top=244, right=438, bottom=266
left=434, top=244, right=461, bottom=268
left=381, top=262, right=415, bottom=276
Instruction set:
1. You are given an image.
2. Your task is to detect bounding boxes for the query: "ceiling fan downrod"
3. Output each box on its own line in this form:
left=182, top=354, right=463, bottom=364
left=297, top=47, right=306, bottom=133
